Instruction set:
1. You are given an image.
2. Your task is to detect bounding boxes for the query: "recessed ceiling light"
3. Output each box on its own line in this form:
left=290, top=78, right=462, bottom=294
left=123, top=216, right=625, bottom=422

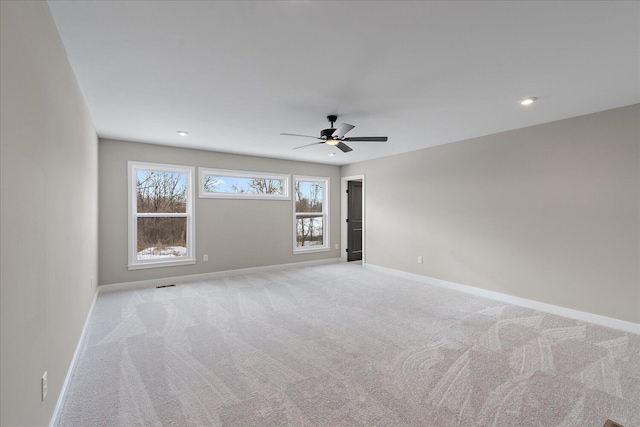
left=177, top=130, right=188, bottom=136
left=328, top=153, right=336, bottom=157
left=520, top=97, right=537, bottom=106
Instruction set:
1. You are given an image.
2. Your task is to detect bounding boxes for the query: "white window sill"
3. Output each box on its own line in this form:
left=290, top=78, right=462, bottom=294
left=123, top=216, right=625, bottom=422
left=293, top=247, right=330, bottom=255
left=128, top=258, right=196, bottom=270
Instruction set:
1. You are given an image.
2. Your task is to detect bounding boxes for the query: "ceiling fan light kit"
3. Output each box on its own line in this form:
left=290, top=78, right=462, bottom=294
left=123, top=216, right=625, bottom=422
left=281, top=115, right=388, bottom=154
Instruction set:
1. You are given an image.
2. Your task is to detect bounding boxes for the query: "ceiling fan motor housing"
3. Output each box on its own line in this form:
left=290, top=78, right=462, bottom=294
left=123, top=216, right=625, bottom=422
left=321, top=128, right=335, bottom=139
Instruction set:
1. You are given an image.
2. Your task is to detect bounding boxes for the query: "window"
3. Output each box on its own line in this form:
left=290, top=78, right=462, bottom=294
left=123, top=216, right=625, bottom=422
left=293, top=176, right=329, bottom=253
left=199, top=168, right=290, bottom=200
left=128, top=161, right=195, bottom=270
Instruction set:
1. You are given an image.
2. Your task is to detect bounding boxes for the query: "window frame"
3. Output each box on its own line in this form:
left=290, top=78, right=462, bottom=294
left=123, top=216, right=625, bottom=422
left=293, top=175, right=330, bottom=254
left=199, top=167, right=291, bottom=200
left=127, top=161, right=196, bottom=270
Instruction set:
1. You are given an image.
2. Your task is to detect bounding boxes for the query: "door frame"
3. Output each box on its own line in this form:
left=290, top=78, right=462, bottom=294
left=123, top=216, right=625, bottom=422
left=341, top=174, right=365, bottom=262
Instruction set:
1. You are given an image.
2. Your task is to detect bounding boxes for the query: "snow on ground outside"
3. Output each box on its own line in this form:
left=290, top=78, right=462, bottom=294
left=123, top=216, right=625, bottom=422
left=137, top=246, right=187, bottom=259
left=296, top=217, right=323, bottom=247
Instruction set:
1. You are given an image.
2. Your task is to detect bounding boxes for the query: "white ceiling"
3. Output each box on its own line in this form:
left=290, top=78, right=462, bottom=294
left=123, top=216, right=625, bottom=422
left=47, top=1, right=639, bottom=166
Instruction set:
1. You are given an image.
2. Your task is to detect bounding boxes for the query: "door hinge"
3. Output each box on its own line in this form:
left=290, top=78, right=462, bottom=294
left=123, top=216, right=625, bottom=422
left=346, top=189, right=349, bottom=193
left=345, top=248, right=349, bottom=253
left=346, top=218, right=349, bottom=223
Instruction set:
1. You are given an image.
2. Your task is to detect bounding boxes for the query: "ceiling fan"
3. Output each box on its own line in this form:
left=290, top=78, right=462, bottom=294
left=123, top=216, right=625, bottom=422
left=281, top=115, right=388, bottom=153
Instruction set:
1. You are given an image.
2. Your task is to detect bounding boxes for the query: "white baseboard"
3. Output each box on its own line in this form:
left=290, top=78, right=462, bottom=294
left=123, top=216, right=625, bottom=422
left=364, top=263, right=640, bottom=335
left=99, top=258, right=341, bottom=293
left=49, top=289, right=99, bottom=427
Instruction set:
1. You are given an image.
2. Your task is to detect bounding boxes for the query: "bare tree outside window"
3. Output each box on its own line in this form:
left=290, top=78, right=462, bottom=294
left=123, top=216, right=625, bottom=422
left=136, top=170, right=188, bottom=259
left=199, top=169, right=290, bottom=200
left=295, top=180, right=325, bottom=247
left=204, top=175, right=284, bottom=195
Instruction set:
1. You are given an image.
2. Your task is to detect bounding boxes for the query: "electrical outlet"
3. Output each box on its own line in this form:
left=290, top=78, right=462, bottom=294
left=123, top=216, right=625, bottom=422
left=203, top=254, right=208, bottom=262
left=41, top=371, right=47, bottom=401
left=417, top=256, right=423, bottom=264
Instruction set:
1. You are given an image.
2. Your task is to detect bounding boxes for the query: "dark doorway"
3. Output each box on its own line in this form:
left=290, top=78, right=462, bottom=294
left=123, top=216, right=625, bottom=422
left=347, top=180, right=363, bottom=261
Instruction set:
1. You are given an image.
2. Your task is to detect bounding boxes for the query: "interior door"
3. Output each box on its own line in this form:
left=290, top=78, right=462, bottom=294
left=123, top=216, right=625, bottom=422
left=347, top=180, right=363, bottom=261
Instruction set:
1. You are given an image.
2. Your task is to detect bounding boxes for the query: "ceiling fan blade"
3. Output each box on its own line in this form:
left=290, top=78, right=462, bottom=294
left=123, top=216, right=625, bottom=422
left=343, top=136, right=388, bottom=142
left=281, top=133, right=323, bottom=140
left=336, top=142, right=353, bottom=153
left=332, top=123, right=355, bottom=139
left=292, top=141, right=325, bottom=150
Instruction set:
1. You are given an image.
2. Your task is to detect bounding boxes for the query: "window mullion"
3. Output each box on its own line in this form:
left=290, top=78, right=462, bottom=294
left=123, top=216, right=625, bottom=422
left=135, top=212, right=188, bottom=217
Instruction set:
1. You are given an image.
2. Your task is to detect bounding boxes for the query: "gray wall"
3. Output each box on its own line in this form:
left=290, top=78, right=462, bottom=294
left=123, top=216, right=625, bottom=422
left=0, top=2, right=98, bottom=426
left=343, top=105, right=640, bottom=324
left=99, top=139, right=341, bottom=285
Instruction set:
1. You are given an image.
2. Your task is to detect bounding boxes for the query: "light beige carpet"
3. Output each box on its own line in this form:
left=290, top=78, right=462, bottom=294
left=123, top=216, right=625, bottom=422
left=57, top=263, right=639, bottom=426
